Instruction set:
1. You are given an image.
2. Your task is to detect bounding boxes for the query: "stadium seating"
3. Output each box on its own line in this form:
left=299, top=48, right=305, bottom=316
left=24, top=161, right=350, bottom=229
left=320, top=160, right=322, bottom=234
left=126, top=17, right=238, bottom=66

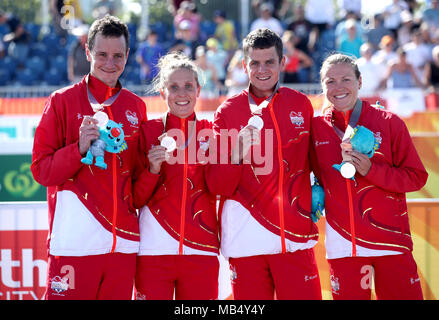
left=0, top=69, right=11, bottom=86
left=150, top=21, right=169, bottom=43
left=30, top=42, right=48, bottom=59
left=50, top=55, right=67, bottom=79
left=24, top=22, right=41, bottom=42
left=41, top=33, right=61, bottom=56
left=25, top=56, right=46, bottom=78
left=43, top=68, right=63, bottom=85
left=0, top=56, right=17, bottom=77
left=15, top=68, right=37, bottom=86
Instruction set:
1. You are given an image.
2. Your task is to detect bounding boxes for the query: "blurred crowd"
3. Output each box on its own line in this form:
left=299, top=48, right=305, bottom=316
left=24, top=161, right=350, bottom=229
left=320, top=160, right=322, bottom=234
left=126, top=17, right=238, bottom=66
left=2, top=0, right=439, bottom=98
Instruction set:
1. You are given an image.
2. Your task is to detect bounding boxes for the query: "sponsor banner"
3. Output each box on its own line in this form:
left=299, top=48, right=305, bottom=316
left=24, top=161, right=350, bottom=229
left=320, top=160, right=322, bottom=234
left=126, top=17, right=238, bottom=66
left=0, top=154, right=46, bottom=202
left=0, top=201, right=438, bottom=300
left=0, top=202, right=48, bottom=300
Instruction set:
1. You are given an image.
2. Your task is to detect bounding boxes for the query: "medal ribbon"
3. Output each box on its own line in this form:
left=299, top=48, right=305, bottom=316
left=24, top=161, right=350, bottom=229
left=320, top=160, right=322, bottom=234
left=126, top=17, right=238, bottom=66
left=330, top=98, right=363, bottom=257
left=247, top=82, right=280, bottom=115
left=86, top=75, right=122, bottom=113
left=85, top=75, right=122, bottom=253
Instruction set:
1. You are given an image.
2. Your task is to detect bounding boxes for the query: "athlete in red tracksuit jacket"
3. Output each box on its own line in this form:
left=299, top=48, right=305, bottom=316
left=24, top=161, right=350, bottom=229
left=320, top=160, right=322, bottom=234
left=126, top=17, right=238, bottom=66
left=132, top=52, right=238, bottom=300
left=310, top=53, right=428, bottom=300
left=31, top=16, right=147, bottom=300
left=212, top=28, right=322, bottom=300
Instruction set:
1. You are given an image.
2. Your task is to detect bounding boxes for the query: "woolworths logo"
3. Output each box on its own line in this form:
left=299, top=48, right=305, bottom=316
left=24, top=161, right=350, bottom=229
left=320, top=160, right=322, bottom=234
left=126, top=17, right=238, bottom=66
left=2, top=163, right=40, bottom=198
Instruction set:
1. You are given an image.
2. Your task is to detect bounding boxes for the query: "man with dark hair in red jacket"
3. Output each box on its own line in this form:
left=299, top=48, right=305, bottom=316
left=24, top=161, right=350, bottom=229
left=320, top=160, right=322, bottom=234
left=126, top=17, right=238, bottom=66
left=31, top=15, right=147, bottom=300
left=212, top=28, right=322, bottom=300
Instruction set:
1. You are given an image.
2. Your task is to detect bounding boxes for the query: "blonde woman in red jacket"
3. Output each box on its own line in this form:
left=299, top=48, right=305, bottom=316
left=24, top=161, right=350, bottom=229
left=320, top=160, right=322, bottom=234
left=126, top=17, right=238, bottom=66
left=132, top=52, right=239, bottom=300
left=311, top=53, right=428, bottom=300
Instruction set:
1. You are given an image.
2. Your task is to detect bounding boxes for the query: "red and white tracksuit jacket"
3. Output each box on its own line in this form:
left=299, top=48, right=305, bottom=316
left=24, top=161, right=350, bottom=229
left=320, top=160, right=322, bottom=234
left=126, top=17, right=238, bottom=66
left=213, top=87, right=319, bottom=259
left=133, top=112, right=238, bottom=256
left=310, top=101, right=428, bottom=259
left=31, top=75, right=147, bottom=256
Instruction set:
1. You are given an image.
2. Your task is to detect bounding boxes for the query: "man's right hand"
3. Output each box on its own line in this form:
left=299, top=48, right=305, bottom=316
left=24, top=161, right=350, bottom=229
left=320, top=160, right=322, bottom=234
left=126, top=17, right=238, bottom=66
left=231, top=124, right=261, bottom=164
left=79, top=116, right=100, bottom=156
left=148, top=145, right=167, bottom=174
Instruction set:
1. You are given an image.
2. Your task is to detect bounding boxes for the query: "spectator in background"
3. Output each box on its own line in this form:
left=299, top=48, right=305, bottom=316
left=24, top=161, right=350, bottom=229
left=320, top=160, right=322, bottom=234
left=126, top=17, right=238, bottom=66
left=195, top=45, right=220, bottom=99
left=50, top=0, right=69, bottom=43
left=405, top=0, right=420, bottom=14
left=403, top=28, right=432, bottom=83
left=213, top=10, right=238, bottom=63
left=224, top=49, right=248, bottom=97
left=382, top=0, right=409, bottom=40
left=173, top=0, right=201, bottom=42
left=397, top=10, right=416, bottom=47
left=305, top=0, right=335, bottom=33
left=304, top=0, right=335, bottom=55
left=50, top=0, right=83, bottom=44
left=286, top=3, right=316, bottom=54
left=336, top=18, right=364, bottom=58
left=357, top=42, right=385, bottom=96
left=372, top=35, right=398, bottom=68
left=335, top=10, right=364, bottom=41
left=251, top=0, right=291, bottom=20
left=420, top=22, right=434, bottom=51
left=92, top=0, right=118, bottom=19
left=423, top=45, right=439, bottom=91
left=168, top=0, right=190, bottom=16
left=0, top=39, right=5, bottom=58
left=206, top=37, right=227, bottom=85
left=250, top=2, right=284, bottom=36
left=172, top=20, right=202, bottom=59
left=68, top=24, right=90, bottom=84
left=364, top=14, right=392, bottom=51
left=0, top=10, right=31, bottom=67
left=379, top=47, right=423, bottom=89
left=281, top=31, right=313, bottom=83
left=136, top=30, right=165, bottom=85
left=422, top=0, right=439, bottom=31
left=337, top=0, right=362, bottom=18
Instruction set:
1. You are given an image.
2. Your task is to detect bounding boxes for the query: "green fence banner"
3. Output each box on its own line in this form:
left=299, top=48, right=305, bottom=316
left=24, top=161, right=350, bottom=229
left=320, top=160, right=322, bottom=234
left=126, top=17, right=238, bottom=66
left=0, top=154, right=46, bottom=201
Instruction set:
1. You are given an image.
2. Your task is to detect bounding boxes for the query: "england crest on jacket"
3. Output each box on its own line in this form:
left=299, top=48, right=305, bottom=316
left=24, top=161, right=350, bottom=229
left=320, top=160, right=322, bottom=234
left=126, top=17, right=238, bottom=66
left=126, top=110, right=139, bottom=127
left=290, top=111, right=304, bottom=128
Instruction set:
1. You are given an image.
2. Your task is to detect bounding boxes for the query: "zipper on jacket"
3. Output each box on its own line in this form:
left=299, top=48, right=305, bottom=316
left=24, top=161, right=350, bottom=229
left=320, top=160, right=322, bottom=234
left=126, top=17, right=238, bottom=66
left=268, top=94, right=286, bottom=254
left=342, top=112, right=357, bottom=257
left=179, top=118, right=188, bottom=255
left=107, top=108, right=118, bottom=254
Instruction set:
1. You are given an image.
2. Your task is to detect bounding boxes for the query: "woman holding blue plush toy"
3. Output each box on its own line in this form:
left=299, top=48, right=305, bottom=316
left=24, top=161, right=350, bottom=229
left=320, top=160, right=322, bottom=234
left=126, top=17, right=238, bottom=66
left=310, top=53, right=428, bottom=300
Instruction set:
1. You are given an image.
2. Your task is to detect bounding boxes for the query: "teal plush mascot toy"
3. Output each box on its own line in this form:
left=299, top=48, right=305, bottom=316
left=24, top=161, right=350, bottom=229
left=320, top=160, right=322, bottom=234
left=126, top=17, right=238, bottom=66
left=81, top=119, right=128, bottom=170
left=333, top=125, right=380, bottom=179
left=311, top=178, right=325, bottom=223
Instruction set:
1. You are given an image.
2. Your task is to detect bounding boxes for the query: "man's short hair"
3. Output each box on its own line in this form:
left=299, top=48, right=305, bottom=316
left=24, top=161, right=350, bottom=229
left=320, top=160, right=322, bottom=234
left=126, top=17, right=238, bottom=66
left=242, top=28, right=283, bottom=63
left=87, top=15, right=129, bottom=53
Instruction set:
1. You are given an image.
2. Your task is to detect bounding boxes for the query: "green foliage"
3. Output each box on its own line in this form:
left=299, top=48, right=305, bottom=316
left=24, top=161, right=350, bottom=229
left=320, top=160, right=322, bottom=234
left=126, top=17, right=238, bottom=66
left=0, top=0, right=42, bottom=23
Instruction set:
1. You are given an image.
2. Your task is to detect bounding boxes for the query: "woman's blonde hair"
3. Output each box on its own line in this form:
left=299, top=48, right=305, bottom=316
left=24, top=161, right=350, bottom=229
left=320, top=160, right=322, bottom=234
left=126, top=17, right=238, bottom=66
left=151, top=51, right=200, bottom=93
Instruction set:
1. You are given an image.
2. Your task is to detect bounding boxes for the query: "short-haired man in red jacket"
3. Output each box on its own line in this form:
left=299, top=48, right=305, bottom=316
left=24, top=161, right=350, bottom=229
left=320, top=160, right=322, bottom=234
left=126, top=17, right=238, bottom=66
left=212, top=28, right=322, bottom=300
left=31, top=15, right=147, bottom=300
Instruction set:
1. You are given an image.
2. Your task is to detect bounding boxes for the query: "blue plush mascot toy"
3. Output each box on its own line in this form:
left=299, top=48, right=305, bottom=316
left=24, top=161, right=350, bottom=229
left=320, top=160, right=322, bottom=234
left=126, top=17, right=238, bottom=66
left=81, top=119, right=127, bottom=170
left=311, top=178, right=325, bottom=223
left=333, top=125, right=380, bottom=179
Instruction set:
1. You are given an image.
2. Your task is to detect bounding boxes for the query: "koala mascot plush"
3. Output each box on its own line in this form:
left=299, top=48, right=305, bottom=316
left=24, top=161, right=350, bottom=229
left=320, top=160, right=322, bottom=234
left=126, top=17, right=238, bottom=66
left=81, top=118, right=127, bottom=170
